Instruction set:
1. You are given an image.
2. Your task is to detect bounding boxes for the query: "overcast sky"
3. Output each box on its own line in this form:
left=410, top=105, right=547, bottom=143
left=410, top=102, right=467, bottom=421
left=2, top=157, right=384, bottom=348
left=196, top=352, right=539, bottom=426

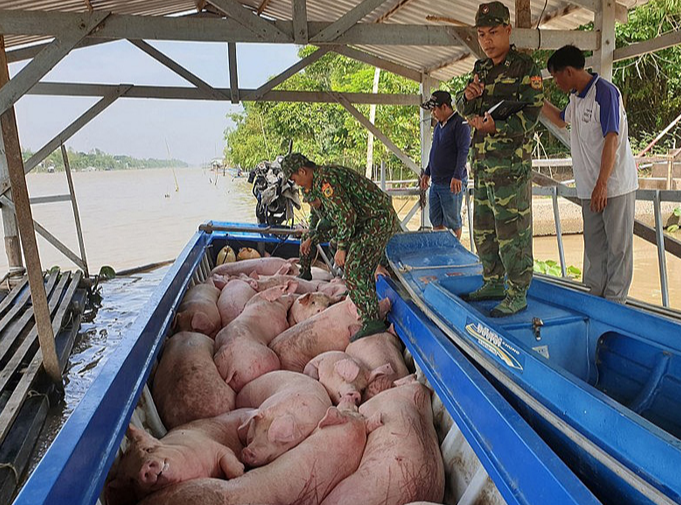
left=9, top=41, right=300, bottom=165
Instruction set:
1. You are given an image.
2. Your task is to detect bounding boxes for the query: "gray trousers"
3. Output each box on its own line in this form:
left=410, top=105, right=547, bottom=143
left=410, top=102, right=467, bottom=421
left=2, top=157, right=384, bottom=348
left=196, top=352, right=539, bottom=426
left=581, top=191, right=635, bottom=303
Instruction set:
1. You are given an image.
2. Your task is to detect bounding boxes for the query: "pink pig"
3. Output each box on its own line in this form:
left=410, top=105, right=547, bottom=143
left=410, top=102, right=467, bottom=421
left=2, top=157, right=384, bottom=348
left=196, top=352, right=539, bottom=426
left=321, top=376, right=445, bottom=505
left=214, top=282, right=297, bottom=392
left=138, top=399, right=374, bottom=505
left=216, top=277, right=258, bottom=327
left=270, top=297, right=391, bottom=372
left=173, top=280, right=221, bottom=338
left=345, top=327, right=410, bottom=401
left=105, top=410, right=252, bottom=505
left=247, top=272, right=347, bottom=298
left=153, top=332, right=236, bottom=429
left=288, top=292, right=341, bottom=326
left=211, top=257, right=299, bottom=277
left=235, top=370, right=332, bottom=467
left=304, top=351, right=394, bottom=405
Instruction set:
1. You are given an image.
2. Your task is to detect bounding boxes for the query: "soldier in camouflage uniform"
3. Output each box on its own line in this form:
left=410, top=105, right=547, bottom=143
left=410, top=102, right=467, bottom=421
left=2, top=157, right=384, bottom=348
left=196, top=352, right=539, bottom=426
left=297, top=195, right=335, bottom=280
left=456, top=1, right=543, bottom=317
left=282, top=153, right=401, bottom=340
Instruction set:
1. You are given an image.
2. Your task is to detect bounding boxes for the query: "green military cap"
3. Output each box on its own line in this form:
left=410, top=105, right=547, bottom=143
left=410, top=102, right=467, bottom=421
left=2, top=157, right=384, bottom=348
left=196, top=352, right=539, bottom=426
left=281, top=152, right=311, bottom=179
left=475, top=1, right=510, bottom=27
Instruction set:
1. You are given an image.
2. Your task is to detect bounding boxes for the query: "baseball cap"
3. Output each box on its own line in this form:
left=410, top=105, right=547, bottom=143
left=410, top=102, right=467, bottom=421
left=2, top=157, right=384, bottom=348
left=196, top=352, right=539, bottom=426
left=475, top=1, right=510, bottom=27
left=281, top=152, right=311, bottom=179
left=420, top=90, right=452, bottom=110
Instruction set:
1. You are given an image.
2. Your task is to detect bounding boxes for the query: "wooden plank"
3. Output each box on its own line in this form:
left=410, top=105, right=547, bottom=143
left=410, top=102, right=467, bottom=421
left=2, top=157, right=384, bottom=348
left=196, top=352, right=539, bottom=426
left=61, top=145, right=89, bottom=277
left=0, top=271, right=81, bottom=445
left=292, top=0, right=308, bottom=44
left=0, top=273, right=70, bottom=396
left=0, top=276, right=28, bottom=318
left=310, top=0, right=390, bottom=43
left=0, top=272, right=60, bottom=364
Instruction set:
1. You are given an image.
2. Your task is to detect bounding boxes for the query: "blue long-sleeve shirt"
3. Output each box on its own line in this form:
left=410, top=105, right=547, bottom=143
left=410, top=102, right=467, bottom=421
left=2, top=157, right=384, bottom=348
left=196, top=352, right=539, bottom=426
left=425, top=112, right=470, bottom=184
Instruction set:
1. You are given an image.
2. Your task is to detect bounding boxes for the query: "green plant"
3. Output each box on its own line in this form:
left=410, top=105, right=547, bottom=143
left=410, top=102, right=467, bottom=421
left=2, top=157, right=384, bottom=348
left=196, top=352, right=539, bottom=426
left=534, top=259, right=582, bottom=280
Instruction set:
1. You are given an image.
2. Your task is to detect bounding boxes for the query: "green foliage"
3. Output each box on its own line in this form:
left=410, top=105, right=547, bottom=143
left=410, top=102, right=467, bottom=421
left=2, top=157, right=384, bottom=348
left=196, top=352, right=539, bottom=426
left=22, top=147, right=188, bottom=173
left=668, top=224, right=680, bottom=233
left=98, top=266, right=116, bottom=280
left=674, top=207, right=681, bottom=217
left=534, top=259, right=582, bottom=279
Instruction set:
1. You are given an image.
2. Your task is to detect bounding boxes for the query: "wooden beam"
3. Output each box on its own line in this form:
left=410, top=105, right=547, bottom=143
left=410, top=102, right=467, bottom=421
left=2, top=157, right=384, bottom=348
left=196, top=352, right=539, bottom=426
left=309, top=0, right=391, bottom=43
left=292, top=0, right=308, bottom=44
left=333, top=92, right=420, bottom=175
left=375, top=0, right=419, bottom=24
left=424, top=52, right=470, bottom=73
left=61, top=145, right=89, bottom=277
left=449, top=27, right=483, bottom=59
left=26, top=82, right=421, bottom=105
left=0, top=11, right=599, bottom=49
left=613, top=28, right=681, bottom=61
left=256, top=0, right=273, bottom=15
left=228, top=42, right=239, bottom=104
left=0, top=11, right=110, bottom=117
left=7, top=38, right=112, bottom=64
left=128, top=39, right=230, bottom=102
left=242, top=46, right=331, bottom=101
left=205, top=0, right=291, bottom=41
left=83, top=0, right=94, bottom=12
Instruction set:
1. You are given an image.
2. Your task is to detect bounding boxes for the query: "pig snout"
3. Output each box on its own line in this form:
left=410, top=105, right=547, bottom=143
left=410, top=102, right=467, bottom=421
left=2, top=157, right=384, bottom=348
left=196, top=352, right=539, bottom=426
left=340, top=391, right=361, bottom=405
left=139, top=458, right=168, bottom=486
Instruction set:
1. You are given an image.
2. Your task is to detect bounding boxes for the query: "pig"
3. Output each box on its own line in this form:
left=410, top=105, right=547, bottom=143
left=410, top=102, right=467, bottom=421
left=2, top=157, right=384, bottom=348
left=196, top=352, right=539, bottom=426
left=288, top=292, right=341, bottom=326
left=211, top=257, right=299, bottom=277
left=214, top=283, right=298, bottom=391
left=311, top=265, right=334, bottom=281
left=216, top=277, right=258, bottom=327
left=173, top=280, right=221, bottom=337
left=345, top=327, right=410, bottom=401
left=235, top=370, right=332, bottom=467
left=236, top=247, right=261, bottom=260
left=247, top=272, right=347, bottom=298
left=139, top=399, right=374, bottom=505
left=105, top=410, right=252, bottom=505
left=153, top=332, right=236, bottom=429
left=270, top=297, right=391, bottom=373
left=321, top=376, right=445, bottom=505
left=304, top=351, right=394, bottom=405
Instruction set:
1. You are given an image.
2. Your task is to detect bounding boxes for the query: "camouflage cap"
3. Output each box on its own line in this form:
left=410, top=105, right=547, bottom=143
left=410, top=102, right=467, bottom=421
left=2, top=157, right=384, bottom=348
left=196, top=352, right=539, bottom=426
left=475, top=1, right=510, bottom=27
left=281, top=152, right=311, bottom=179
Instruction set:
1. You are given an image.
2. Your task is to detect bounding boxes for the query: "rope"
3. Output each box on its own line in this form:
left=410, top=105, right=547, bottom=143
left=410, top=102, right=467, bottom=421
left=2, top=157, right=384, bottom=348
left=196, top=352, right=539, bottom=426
left=0, top=462, right=19, bottom=484
left=398, top=261, right=481, bottom=273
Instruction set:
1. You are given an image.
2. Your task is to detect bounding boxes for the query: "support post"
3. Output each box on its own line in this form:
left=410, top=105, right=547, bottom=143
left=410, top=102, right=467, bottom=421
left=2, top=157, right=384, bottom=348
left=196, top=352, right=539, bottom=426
left=228, top=42, right=240, bottom=104
left=380, top=161, right=386, bottom=191
left=466, top=184, right=474, bottom=251
left=551, top=186, right=567, bottom=277
left=61, top=144, right=89, bottom=277
left=0, top=55, right=23, bottom=283
left=420, top=76, right=434, bottom=229
left=593, top=0, right=615, bottom=81
left=0, top=40, right=62, bottom=386
left=653, top=190, right=670, bottom=307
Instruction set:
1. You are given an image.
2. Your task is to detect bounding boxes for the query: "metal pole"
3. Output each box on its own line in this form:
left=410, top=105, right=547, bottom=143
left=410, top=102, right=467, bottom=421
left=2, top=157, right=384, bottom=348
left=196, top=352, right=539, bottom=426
left=380, top=161, right=386, bottom=191
left=61, top=144, right=89, bottom=277
left=551, top=186, right=567, bottom=277
left=653, top=190, right=670, bottom=307
left=466, top=184, right=474, bottom=251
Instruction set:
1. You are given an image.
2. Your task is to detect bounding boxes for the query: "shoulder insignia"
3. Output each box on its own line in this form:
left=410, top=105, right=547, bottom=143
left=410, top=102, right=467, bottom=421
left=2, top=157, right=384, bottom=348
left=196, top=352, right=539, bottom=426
left=322, top=182, right=334, bottom=198
left=530, top=76, right=543, bottom=90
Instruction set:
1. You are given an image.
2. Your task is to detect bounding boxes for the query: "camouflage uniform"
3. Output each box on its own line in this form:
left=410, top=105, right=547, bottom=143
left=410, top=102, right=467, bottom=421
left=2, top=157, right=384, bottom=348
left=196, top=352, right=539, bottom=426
left=298, top=194, right=335, bottom=276
left=302, top=164, right=401, bottom=324
left=456, top=43, right=543, bottom=306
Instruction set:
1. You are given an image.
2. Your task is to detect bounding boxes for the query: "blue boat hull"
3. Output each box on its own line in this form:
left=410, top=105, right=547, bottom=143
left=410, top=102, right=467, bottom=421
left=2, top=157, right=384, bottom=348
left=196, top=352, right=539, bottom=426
left=386, top=230, right=681, bottom=505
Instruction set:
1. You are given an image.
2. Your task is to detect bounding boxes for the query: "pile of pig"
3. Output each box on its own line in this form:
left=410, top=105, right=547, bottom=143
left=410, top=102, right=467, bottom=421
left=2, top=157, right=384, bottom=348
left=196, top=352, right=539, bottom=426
left=105, top=254, right=445, bottom=505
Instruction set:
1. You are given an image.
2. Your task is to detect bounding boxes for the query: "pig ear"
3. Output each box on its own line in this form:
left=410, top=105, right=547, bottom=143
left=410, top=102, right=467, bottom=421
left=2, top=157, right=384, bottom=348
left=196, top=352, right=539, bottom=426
left=267, top=414, right=297, bottom=443
left=393, top=374, right=417, bottom=387
left=261, top=287, right=283, bottom=302
left=212, top=275, right=228, bottom=290
left=289, top=258, right=300, bottom=265
left=303, top=360, right=320, bottom=380
left=365, top=412, right=383, bottom=434
left=298, top=293, right=312, bottom=306
left=126, top=424, right=152, bottom=444
left=285, top=280, right=299, bottom=294
left=334, top=359, right=360, bottom=382
left=204, top=277, right=217, bottom=289
left=237, top=411, right=262, bottom=441
left=368, top=363, right=394, bottom=383
left=275, top=264, right=291, bottom=276
left=387, top=324, right=396, bottom=336
left=249, top=271, right=260, bottom=280
left=191, top=312, right=213, bottom=335
left=318, top=407, right=348, bottom=429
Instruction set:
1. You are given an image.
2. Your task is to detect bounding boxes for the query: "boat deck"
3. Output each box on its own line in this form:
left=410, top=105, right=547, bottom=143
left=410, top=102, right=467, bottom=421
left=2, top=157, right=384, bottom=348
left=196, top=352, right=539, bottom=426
left=0, top=271, right=87, bottom=504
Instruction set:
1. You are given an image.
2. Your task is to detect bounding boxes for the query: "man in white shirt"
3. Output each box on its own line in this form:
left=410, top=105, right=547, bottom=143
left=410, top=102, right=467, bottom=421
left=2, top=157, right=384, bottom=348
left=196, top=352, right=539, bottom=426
left=543, top=45, right=638, bottom=303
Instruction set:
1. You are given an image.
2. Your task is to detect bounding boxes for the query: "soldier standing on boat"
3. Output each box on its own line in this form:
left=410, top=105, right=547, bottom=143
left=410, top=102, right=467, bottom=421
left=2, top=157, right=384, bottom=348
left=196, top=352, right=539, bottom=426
left=298, top=195, right=335, bottom=281
left=456, top=1, right=543, bottom=317
left=282, top=153, right=401, bottom=340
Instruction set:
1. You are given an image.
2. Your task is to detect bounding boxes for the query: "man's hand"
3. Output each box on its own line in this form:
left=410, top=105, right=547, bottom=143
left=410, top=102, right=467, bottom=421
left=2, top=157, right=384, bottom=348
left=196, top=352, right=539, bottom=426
left=300, top=237, right=312, bottom=256
left=468, top=112, right=496, bottom=134
left=590, top=180, right=608, bottom=212
left=464, top=74, right=484, bottom=101
left=450, top=178, right=462, bottom=194
left=419, top=174, right=430, bottom=190
left=334, top=249, right=347, bottom=268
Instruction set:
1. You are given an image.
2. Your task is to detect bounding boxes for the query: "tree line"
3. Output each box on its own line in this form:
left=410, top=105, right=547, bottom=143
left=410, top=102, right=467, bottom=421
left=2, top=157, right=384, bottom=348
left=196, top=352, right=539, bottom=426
left=224, top=0, right=681, bottom=174
left=22, top=147, right=188, bottom=172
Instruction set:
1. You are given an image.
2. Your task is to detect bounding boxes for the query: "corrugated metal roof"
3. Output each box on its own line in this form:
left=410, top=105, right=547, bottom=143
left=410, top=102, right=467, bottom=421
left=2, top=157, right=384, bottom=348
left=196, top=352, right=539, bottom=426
left=0, top=0, right=647, bottom=81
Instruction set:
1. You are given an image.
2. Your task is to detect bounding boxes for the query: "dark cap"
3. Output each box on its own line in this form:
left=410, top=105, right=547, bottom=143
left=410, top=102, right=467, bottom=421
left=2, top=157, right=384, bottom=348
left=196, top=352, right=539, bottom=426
left=281, top=152, right=311, bottom=179
left=420, top=90, right=452, bottom=110
left=475, top=1, right=510, bottom=27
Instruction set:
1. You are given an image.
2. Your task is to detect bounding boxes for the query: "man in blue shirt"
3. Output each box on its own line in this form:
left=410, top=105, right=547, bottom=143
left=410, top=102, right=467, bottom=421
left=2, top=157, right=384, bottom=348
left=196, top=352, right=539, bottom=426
left=420, top=90, right=471, bottom=239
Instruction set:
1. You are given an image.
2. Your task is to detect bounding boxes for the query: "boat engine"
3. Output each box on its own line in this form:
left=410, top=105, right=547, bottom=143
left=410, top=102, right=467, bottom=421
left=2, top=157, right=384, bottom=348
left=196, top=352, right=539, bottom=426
left=249, top=156, right=301, bottom=226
